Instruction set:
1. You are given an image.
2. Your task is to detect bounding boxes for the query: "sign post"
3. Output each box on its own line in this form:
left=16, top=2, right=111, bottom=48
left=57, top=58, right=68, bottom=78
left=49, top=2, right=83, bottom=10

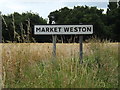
left=79, top=35, right=83, bottom=63
left=34, top=25, right=93, bottom=62
left=52, top=35, right=56, bottom=59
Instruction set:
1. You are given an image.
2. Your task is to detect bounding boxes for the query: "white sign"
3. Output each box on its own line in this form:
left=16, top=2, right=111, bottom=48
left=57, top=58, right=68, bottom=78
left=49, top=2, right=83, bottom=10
left=34, top=25, right=93, bottom=35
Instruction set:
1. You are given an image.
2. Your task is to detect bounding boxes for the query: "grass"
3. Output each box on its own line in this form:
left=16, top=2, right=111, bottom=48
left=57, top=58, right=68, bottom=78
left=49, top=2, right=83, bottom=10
left=1, top=40, right=118, bottom=88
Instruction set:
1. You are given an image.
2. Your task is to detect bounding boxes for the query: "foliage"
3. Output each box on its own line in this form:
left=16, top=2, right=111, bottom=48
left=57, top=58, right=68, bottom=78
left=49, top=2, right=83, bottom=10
left=48, top=2, right=120, bottom=42
left=1, top=1, right=120, bottom=42
left=106, top=1, right=120, bottom=41
left=1, top=12, right=47, bottom=43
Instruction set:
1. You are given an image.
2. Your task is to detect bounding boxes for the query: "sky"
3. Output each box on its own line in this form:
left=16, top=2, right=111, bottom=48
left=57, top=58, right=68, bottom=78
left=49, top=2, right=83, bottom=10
left=0, top=0, right=110, bottom=19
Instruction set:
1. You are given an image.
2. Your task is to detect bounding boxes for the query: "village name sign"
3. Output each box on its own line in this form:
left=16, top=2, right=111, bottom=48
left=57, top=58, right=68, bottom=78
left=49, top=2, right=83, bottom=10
left=34, top=25, right=93, bottom=63
left=34, top=25, right=93, bottom=35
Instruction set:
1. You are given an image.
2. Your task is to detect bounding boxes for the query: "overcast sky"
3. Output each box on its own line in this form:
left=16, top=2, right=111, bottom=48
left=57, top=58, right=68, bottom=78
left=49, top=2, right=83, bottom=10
left=0, top=0, right=109, bottom=18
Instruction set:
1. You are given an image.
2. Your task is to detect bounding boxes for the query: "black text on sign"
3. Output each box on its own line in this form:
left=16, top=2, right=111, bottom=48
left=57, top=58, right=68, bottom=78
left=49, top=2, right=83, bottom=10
left=34, top=25, right=93, bottom=35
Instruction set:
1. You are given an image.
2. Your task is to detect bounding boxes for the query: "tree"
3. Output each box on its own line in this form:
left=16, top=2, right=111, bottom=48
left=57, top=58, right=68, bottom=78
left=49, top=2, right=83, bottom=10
left=2, top=12, right=47, bottom=42
left=106, top=0, right=120, bottom=41
left=48, top=6, right=106, bottom=42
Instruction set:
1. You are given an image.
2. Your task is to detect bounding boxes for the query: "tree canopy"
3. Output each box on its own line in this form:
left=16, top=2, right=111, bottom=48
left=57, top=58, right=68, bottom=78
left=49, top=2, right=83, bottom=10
left=1, top=1, right=120, bottom=42
left=48, top=2, right=120, bottom=42
left=2, top=12, right=47, bottom=42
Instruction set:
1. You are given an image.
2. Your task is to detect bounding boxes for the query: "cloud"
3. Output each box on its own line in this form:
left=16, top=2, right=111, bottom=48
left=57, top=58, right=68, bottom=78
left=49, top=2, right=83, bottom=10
left=0, top=2, right=66, bottom=18
left=0, top=0, right=109, bottom=3
left=0, top=0, right=109, bottom=18
left=64, top=2, right=108, bottom=8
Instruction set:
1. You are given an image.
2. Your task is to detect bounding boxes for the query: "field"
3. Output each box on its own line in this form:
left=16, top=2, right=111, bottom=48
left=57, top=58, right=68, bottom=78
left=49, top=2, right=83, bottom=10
left=0, top=40, right=118, bottom=88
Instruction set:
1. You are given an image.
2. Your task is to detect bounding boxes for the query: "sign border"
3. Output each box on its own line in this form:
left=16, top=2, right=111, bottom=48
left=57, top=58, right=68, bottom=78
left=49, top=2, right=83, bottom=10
left=34, top=24, right=93, bottom=35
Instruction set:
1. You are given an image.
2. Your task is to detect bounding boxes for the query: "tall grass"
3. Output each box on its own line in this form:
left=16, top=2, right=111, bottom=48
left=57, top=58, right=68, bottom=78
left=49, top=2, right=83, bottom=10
left=2, top=40, right=118, bottom=88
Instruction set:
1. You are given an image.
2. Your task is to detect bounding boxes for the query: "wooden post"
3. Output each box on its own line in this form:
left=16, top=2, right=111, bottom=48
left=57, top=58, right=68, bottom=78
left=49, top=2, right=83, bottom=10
left=79, top=35, right=83, bottom=63
left=52, top=35, right=57, bottom=59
